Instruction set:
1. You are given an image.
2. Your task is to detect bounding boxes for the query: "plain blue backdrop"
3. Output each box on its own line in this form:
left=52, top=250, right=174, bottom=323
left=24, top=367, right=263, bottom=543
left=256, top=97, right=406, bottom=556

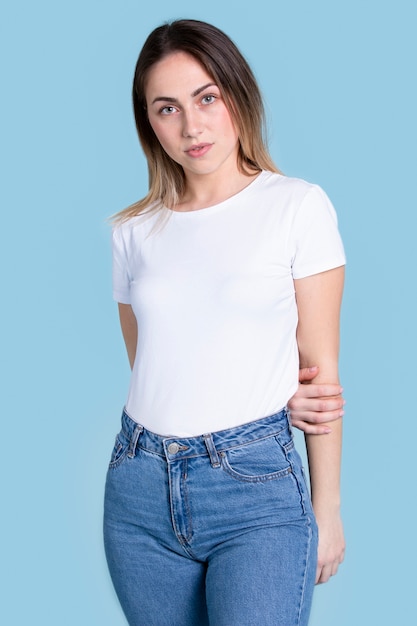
left=1, top=1, right=415, bottom=624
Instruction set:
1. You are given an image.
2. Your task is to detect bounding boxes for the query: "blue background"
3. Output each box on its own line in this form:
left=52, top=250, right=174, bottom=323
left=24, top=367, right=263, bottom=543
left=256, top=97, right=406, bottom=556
left=1, top=1, right=415, bottom=624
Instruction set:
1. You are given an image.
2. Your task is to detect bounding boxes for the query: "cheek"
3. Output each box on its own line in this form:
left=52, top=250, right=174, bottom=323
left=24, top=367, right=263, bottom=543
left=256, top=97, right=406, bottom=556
left=217, top=108, right=239, bottom=140
left=149, top=123, right=171, bottom=150
left=148, top=121, right=180, bottom=161
left=150, top=118, right=178, bottom=146
left=148, top=118, right=163, bottom=141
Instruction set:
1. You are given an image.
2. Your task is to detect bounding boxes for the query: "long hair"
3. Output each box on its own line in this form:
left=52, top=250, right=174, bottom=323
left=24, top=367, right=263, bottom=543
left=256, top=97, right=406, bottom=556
left=114, top=19, right=280, bottom=222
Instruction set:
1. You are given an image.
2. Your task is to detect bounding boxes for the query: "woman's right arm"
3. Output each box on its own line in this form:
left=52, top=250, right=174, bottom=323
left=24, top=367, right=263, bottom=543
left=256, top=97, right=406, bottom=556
left=118, top=303, right=138, bottom=370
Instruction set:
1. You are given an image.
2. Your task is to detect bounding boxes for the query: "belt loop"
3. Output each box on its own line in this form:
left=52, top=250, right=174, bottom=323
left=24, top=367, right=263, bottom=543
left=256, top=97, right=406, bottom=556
left=203, top=433, right=221, bottom=468
left=128, top=424, right=143, bottom=458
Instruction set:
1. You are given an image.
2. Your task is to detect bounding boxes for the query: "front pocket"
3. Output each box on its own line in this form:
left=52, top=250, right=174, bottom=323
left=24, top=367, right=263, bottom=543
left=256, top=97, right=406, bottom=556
left=219, top=436, right=292, bottom=483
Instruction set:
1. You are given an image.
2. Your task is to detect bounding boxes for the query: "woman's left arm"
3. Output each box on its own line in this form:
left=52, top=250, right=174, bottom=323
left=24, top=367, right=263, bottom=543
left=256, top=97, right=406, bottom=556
left=294, top=265, right=345, bottom=584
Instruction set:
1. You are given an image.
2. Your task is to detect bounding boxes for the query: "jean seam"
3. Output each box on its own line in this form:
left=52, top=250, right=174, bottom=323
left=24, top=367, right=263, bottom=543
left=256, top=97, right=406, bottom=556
left=286, top=465, right=307, bottom=516
left=168, top=461, right=196, bottom=557
left=182, top=460, right=193, bottom=544
left=215, top=428, right=287, bottom=453
left=296, top=517, right=313, bottom=625
left=137, top=445, right=165, bottom=459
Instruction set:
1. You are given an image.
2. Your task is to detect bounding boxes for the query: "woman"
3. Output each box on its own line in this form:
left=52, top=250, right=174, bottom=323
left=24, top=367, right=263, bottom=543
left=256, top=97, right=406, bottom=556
left=104, top=19, right=345, bottom=626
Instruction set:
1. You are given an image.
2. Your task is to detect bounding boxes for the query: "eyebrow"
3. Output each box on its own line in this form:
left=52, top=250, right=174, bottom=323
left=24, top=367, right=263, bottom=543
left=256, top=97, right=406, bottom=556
left=151, top=83, right=217, bottom=105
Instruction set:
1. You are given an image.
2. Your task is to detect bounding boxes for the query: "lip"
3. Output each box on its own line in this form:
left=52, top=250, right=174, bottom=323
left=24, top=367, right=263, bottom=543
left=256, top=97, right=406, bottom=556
left=185, top=143, right=213, bottom=158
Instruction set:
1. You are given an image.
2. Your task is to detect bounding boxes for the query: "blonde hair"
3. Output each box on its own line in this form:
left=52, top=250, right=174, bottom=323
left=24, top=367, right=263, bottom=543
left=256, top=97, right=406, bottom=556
left=113, top=19, right=280, bottom=223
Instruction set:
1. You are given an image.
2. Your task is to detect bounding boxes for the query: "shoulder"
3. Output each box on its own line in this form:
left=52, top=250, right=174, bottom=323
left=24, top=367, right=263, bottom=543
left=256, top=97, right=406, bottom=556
left=112, top=203, right=165, bottom=241
left=259, top=170, right=325, bottom=199
left=254, top=171, right=334, bottom=220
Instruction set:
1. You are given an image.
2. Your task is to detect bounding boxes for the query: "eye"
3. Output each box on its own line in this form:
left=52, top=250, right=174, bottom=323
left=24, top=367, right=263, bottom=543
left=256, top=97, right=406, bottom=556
left=201, top=94, right=216, bottom=105
left=159, top=105, right=177, bottom=115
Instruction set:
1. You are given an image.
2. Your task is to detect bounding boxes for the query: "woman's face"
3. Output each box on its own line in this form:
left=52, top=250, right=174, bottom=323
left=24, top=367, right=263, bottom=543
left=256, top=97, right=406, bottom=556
left=145, top=51, right=240, bottom=181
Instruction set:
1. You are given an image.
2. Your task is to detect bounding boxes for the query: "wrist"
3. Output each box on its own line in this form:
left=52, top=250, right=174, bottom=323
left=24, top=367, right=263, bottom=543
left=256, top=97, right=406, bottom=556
left=312, top=495, right=341, bottom=516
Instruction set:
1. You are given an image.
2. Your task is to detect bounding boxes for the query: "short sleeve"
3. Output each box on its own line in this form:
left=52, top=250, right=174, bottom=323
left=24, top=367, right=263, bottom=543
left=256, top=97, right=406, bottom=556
left=290, top=185, right=346, bottom=279
left=112, top=226, right=131, bottom=304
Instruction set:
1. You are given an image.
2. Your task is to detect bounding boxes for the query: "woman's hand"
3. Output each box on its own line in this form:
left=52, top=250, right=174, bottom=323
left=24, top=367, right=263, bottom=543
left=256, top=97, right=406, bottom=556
left=315, top=508, right=345, bottom=584
left=288, top=366, right=345, bottom=434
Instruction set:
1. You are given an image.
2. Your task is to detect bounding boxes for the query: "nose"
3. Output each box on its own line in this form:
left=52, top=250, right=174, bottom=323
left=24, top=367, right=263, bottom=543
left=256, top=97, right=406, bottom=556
left=182, top=108, right=203, bottom=138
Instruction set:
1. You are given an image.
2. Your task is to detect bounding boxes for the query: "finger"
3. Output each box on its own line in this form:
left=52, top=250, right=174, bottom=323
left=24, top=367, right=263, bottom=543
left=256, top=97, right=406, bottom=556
left=316, top=563, right=333, bottom=585
left=290, top=420, right=332, bottom=435
left=288, top=397, right=345, bottom=413
left=290, top=408, right=345, bottom=424
left=291, top=384, right=344, bottom=399
left=290, top=411, right=344, bottom=433
left=298, top=366, right=318, bottom=383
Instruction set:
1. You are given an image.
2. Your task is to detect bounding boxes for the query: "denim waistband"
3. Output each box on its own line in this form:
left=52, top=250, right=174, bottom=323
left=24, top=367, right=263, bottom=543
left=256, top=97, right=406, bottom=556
left=120, top=407, right=290, bottom=464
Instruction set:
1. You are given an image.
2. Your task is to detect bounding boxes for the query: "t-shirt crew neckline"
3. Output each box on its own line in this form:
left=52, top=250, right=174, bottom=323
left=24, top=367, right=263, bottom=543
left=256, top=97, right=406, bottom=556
left=165, top=170, right=271, bottom=216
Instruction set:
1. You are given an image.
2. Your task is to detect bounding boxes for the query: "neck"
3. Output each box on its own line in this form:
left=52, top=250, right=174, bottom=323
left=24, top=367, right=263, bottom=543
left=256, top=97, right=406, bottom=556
left=176, top=166, right=260, bottom=212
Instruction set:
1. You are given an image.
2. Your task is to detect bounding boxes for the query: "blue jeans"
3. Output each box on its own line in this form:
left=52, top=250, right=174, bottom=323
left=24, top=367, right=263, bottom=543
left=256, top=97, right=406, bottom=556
left=104, top=408, right=318, bottom=626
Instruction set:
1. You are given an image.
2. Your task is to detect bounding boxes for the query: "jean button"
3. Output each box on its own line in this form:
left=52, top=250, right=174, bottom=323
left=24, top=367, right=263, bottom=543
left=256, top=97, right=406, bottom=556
left=168, top=442, right=180, bottom=454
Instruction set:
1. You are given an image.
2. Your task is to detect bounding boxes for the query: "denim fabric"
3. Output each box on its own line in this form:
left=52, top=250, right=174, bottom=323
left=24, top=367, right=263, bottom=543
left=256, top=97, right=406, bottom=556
left=104, top=408, right=318, bottom=626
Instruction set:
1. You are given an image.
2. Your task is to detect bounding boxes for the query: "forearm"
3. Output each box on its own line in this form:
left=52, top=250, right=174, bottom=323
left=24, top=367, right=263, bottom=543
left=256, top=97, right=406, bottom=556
left=300, top=356, right=343, bottom=508
left=305, top=419, right=342, bottom=512
left=300, top=361, right=342, bottom=510
left=300, top=364, right=343, bottom=515
left=300, top=361, right=344, bottom=583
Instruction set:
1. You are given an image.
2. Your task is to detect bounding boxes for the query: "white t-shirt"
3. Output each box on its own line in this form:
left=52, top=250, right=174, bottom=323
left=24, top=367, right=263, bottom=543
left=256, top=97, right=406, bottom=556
left=112, top=171, right=346, bottom=436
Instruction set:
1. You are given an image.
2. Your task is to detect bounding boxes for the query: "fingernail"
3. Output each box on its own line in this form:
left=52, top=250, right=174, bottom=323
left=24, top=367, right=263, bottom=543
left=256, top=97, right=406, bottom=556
left=308, top=366, right=318, bottom=372
left=324, top=428, right=332, bottom=434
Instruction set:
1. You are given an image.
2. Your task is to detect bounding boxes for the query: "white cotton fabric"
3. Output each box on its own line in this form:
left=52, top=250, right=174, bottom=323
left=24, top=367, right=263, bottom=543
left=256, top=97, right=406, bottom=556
left=112, top=171, right=346, bottom=436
